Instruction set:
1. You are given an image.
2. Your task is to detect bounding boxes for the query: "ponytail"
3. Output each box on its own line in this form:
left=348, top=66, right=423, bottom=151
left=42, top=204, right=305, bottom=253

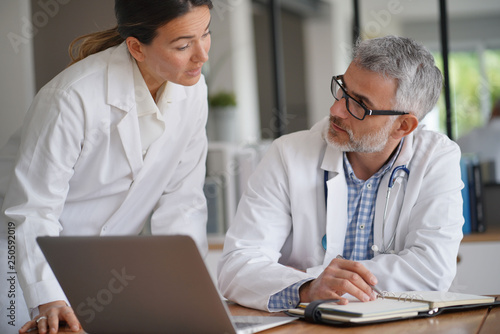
left=68, top=26, right=124, bottom=65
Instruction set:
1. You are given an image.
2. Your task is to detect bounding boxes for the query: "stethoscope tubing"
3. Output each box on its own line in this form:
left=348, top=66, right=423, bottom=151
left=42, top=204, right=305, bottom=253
left=379, top=165, right=410, bottom=253
left=322, top=165, right=409, bottom=254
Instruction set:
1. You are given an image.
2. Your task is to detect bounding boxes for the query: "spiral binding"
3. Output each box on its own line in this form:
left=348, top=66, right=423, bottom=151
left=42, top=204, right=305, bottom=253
left=398, top=293, right=424, bottom=302
left=377, top=291, right=424, bottom=302
left=377, top=291, right=393, bottom=299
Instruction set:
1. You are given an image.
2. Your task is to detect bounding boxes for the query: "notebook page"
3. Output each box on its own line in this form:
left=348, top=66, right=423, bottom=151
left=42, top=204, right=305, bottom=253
left=384, top=291, right=495, bottom=308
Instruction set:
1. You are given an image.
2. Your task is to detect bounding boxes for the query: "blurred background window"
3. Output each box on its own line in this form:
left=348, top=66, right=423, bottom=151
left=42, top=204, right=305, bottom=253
left=433, top=49, right=500, bottom=137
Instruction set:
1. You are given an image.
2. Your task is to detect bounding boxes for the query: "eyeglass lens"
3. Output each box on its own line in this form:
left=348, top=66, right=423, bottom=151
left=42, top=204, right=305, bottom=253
left=331, top=79, right=366, bottom=120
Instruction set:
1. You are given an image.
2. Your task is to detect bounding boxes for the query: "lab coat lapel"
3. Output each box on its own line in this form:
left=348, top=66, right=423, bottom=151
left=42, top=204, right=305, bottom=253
left=321, top=145, right=348, bottom=263
left=106, top=43, right=143, bottom=179
left=116, top=114, right=143, bottom=179
left=102, top=83, right=188, bottom=235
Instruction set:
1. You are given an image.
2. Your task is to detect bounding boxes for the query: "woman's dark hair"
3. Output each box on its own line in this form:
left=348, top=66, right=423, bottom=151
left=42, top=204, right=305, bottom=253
left=69, top=0, right=213, bottom=65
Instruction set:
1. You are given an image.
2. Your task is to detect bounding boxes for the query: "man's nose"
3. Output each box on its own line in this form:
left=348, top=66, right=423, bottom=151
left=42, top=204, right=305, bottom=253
left=330, top=98, right=349, bottom=119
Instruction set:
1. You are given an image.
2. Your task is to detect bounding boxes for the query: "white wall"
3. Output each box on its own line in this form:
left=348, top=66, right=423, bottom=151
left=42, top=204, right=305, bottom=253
left=207, top=0, right=260, bottom=144
left=304, top=0, right=353, bottom=126
left=0, top=0, right=35, bottom=148
left=0, top=4, right=33, bottom=330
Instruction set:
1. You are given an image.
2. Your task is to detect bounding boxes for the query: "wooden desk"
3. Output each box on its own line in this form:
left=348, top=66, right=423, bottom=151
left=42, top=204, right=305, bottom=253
left=42, top=296, right=499, bottom=334
left=462, top=226, right=500, bottom=243
left=228, top=300, right=500, bottom=334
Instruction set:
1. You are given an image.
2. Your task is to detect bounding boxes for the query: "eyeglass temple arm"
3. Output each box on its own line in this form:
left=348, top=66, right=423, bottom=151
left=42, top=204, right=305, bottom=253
left=368, top=110, right=409, bottom=116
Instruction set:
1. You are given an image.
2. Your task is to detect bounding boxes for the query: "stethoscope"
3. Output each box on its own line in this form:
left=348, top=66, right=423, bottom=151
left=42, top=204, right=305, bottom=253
left=322, top=165, right=410, bottom=254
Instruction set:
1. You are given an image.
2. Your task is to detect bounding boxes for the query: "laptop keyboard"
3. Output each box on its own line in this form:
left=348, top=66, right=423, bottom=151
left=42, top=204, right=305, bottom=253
left=235, top=321, right=261, bottom=329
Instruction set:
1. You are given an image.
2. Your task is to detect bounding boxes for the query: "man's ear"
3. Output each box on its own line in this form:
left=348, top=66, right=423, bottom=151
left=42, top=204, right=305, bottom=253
left=392, top=114, right=419, bottom=139
left=126, top=36, right=145, bottom=62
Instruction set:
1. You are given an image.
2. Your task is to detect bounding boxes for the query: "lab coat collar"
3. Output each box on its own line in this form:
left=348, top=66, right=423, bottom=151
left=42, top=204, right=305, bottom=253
left=321, top=144, right=344, bottom=175
left=318, top=117, right=344, bottom=175
left=105, top=43, right=187, bottom=179
left=105, top=43, right=142, bottom=178
left=394, top=130, right=414, bottom=167
left=107, top=43, right=135, bottom=112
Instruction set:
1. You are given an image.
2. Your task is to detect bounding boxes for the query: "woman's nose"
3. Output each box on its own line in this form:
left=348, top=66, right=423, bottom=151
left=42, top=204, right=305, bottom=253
left=193, top=41, right=209, bottom=64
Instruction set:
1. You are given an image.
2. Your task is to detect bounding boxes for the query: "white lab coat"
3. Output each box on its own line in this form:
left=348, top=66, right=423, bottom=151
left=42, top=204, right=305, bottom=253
left=218, top=117, right=464, bottom=311
left=0, top=43, right=209, bottom=310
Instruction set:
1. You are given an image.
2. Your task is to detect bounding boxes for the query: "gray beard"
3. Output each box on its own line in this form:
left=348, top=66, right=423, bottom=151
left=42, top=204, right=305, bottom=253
left=324, top=117, right=395, bottom=153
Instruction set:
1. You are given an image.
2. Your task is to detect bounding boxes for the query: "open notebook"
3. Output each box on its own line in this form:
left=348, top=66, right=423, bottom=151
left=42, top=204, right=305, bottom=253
left=287, top=291, right=498, bottom=325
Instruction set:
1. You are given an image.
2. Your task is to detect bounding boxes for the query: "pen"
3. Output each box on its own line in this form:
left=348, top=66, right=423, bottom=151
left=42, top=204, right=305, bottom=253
left=335, top=254, right=383, bottom=297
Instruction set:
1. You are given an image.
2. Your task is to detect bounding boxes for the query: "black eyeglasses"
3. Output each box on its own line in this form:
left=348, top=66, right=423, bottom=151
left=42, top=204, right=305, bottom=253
left=330, top=75, right=409, bottom=120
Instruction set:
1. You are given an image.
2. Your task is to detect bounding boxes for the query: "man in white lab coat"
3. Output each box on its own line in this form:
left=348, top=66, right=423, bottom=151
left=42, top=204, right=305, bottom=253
left=218, top=36, right=464, bottom=311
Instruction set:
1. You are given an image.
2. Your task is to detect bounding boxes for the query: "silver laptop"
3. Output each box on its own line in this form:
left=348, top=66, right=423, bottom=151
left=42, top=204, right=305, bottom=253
left=37, top=235, right=295, bottom=334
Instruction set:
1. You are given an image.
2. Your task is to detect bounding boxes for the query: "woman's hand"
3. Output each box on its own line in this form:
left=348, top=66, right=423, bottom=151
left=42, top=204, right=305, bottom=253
left=19, top=300, right=81, bottom=334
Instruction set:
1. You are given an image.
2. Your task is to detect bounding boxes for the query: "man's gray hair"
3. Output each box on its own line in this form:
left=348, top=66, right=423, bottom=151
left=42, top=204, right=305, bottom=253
left=353, top=35, right=442, bottom=120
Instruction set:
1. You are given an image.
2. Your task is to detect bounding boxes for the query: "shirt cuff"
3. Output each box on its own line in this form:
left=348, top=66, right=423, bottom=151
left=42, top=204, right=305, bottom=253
left=267, top=279, right=312, bottom=311
left=30, top=307, right=39, bottom=320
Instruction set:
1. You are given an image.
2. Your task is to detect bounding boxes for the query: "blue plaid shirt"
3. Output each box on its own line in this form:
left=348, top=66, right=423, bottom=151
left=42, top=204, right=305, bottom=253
left=342, top=153, right=392, bottom=260
left=268, top=140, right=404, bottom=310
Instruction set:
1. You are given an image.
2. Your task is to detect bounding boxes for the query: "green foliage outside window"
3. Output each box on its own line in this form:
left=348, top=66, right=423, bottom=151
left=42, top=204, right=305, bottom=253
left=208, top=91, right=237, bottom=108
left=485, top=49, right=500, bottom=108
left=433, top=49, right=500, bottom=138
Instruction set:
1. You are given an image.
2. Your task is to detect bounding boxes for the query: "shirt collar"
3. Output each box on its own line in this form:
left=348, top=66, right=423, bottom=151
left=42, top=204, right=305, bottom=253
left=132, top=59, right=173, bottom=117
left=132, top=59, right=159, bottom=117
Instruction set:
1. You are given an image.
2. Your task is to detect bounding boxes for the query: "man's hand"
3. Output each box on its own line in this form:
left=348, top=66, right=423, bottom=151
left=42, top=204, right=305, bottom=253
left=19, top=300, right=81, bottom=334
left=299, top=257, right=378, bottom=304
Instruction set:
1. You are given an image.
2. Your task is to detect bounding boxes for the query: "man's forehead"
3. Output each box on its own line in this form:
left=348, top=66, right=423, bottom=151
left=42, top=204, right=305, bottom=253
left=343, top=63, right=398, bottom=107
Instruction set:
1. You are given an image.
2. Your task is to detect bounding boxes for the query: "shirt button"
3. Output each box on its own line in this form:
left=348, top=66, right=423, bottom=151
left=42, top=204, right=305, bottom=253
left=359, top=224, right=365, bottom=230
left=366, top=183, right=372, bottom=189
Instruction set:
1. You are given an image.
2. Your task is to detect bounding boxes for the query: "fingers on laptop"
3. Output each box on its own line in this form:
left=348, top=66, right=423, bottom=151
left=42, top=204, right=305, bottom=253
left=19, top=304, right=81, bottom=334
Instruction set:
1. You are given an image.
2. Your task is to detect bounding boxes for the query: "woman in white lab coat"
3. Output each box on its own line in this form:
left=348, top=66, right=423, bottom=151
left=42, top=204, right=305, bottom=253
left=0, top=1, right=213, bottom=332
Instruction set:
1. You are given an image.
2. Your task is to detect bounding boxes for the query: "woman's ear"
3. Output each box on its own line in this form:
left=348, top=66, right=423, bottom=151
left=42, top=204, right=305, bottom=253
left=392, top=114, right=419, bottom=139
left=126, top=37, right=145, bottom=62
